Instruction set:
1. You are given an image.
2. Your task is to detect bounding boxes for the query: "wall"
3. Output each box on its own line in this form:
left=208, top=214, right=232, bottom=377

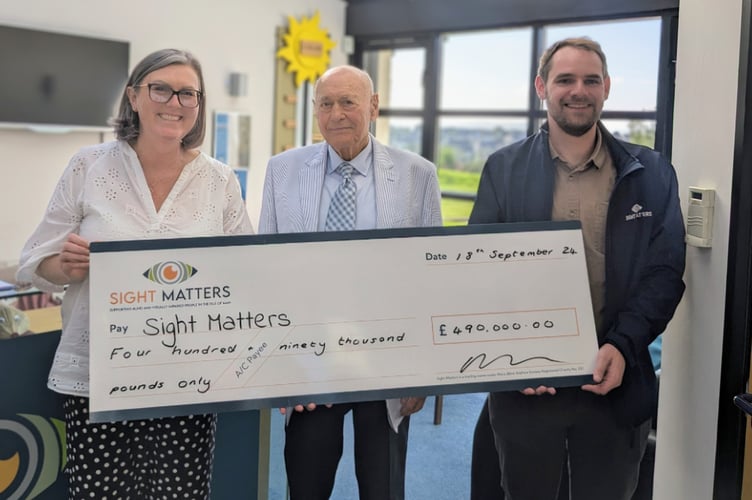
left=655, top=0, right=743, bottom=498
left=0, top=0, right=348, bottom=266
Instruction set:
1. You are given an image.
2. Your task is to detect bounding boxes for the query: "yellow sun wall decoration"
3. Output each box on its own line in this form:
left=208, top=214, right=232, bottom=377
left=277, top=11, right=336, bottom=87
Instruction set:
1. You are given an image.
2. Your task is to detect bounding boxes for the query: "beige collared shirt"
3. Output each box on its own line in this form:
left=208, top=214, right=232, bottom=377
left=550, top=128, right=615, bottom=335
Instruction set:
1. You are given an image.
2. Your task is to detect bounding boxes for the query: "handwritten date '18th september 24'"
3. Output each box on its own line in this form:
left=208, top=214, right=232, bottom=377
left=425, top=246, right=578, bottom=263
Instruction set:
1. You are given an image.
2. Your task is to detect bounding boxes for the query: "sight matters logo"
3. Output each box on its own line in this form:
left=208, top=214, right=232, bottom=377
left=109, top=260, right=227, bottom=307
left=143, top=261, right=198, bottom=286
left=625, top=203, right=653, bottom=222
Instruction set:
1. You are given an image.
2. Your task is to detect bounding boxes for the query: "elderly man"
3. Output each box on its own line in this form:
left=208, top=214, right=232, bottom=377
left=258, top=65, right=442, bottom=499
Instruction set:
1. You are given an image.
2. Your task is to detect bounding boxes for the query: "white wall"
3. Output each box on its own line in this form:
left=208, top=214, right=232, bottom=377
left=0, top=0, right=348, bottom=266
left=654, top=0, right=742, bottom=498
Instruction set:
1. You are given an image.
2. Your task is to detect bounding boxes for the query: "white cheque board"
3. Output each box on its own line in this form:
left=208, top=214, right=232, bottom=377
left=89, top=222, right=599, bottom=422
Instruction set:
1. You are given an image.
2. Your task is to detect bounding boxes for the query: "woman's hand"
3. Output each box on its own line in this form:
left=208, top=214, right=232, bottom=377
left=38, top=234, right=90, bottom=285
left=60, top=234, right=90, bottom=283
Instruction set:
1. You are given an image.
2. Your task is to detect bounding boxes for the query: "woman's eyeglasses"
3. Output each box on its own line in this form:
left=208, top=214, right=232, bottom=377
left=133, top=83, right=203, bottom=108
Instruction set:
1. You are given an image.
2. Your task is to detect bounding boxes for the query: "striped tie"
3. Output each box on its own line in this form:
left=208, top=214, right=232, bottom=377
left=325, top=162, right=356, bottom=231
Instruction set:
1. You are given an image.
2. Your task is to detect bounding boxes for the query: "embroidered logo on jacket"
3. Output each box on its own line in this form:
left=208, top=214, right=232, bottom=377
left=625, top=203, right=653, bottom=221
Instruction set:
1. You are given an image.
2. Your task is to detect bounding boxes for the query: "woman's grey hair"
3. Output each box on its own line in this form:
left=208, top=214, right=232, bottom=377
left=111, top=48, right=206, bottom=149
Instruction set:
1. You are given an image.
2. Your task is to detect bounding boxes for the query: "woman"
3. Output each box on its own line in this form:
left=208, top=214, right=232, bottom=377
left=16, top=48, right=253, bottom=499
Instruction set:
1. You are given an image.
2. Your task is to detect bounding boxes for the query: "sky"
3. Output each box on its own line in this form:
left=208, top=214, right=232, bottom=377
left=382, top=17, right=662, bottom=121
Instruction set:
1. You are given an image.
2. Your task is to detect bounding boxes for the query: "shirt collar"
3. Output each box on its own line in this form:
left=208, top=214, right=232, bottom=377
left=327, top=137, right=373, bottom=176
left=549, top=126, right=606, bottom=170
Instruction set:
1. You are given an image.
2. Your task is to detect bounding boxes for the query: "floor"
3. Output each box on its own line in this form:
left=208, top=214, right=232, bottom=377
left=267, top=392, right=488, bottom=500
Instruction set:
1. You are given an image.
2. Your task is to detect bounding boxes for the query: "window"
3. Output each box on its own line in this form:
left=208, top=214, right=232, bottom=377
left=440, top=29, right=532, bottom=111
left=365, top=46, right=428, bottom=156
left=374, top=48, right=425, bottom=110
left=375, top=117, right=422, bottom=155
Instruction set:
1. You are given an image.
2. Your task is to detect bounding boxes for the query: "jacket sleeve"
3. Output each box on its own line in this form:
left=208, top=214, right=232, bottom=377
left=604, top=157, right=686, bottom=367
left=468, top=155, right=505, bottom=225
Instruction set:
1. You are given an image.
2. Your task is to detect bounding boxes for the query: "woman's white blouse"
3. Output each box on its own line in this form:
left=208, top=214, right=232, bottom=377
left=16, top=140, right=254, bottom=396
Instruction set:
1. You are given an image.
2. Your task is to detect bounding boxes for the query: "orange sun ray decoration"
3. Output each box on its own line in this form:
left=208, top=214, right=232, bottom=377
left=277, top=11, right=337, bottom=87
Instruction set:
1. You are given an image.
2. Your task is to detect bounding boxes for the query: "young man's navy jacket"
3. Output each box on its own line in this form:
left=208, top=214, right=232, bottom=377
left=469, top=121, right=686, bottom=426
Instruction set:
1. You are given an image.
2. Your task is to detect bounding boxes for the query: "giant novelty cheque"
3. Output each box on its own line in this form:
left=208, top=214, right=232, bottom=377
left=88, top=222, right=599, bottom=422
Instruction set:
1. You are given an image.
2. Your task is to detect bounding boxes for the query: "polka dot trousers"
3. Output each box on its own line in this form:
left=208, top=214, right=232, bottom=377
left=63, top=397, right=216, bottom=500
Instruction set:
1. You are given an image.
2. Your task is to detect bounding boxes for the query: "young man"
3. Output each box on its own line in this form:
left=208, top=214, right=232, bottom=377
left=469, top=37, right=685, bottom=499
left=258, top=65, right=442, bottom=499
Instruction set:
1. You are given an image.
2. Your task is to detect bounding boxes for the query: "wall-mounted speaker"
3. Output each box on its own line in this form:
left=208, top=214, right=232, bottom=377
left=228, top=72, right=248, bottom=97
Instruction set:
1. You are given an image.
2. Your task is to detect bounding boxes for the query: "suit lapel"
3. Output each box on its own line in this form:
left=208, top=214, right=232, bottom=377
left=299, top=144, right=327, bottom=232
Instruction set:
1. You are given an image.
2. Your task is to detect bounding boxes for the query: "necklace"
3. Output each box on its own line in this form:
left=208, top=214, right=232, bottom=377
left=146, top=167, right=183, bottom=205
left=133, top=144, right=197, bottom=209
